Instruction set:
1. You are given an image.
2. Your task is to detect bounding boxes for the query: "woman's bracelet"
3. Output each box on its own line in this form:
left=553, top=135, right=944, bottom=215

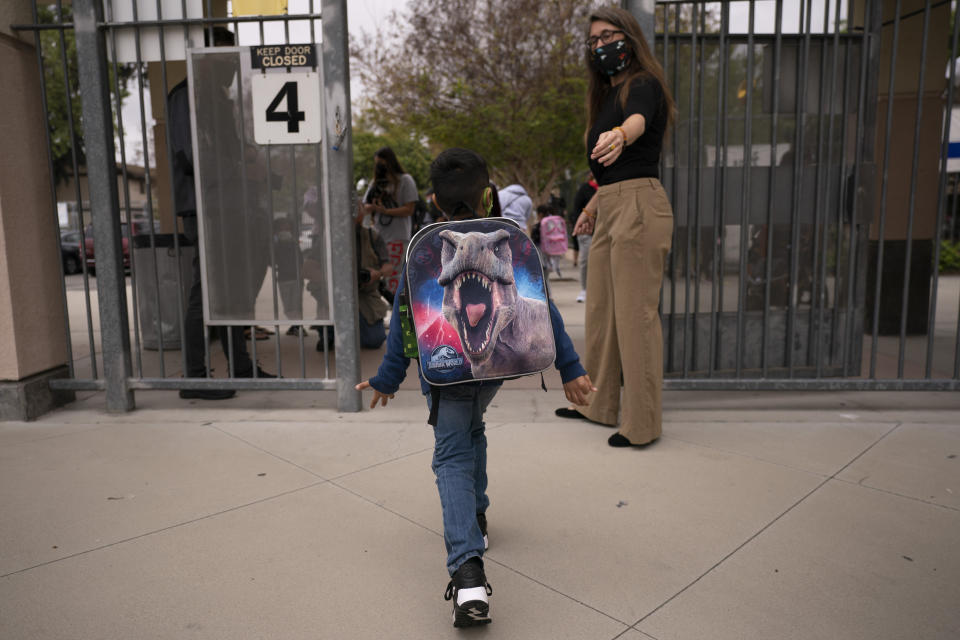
left=582, top=209, right=596, bottom=220
left=612, top=126, right=627, bottom=144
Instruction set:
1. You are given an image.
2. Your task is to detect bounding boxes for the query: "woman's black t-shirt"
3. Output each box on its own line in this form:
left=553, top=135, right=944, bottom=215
left=587, top=76, right=666, bottom=185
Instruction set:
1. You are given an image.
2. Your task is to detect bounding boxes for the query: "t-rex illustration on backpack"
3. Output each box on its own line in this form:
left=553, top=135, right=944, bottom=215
left=437, top=228, right=553, bottom=378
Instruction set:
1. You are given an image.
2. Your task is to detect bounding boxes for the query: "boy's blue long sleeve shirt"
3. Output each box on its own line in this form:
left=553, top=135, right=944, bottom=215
left=368, top=274, right=587, bottom=396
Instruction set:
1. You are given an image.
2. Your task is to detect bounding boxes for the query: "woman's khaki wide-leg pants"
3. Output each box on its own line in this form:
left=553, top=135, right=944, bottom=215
left=579, top=178, right=673, bottom=444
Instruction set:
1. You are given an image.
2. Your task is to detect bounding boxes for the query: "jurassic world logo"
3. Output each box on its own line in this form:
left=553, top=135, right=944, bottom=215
left=426, top=345, right=464, bottom=371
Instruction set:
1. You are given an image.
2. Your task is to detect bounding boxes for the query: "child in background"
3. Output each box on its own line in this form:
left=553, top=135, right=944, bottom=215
left=533, top=204, right=568, bottom=279
left=356, top=148, right=595, bottom=628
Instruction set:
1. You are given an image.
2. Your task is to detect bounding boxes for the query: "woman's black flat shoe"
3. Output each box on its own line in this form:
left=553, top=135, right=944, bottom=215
left=556, top=407, right=616, bottom=427
left=608, top=433, right=657, bottom=448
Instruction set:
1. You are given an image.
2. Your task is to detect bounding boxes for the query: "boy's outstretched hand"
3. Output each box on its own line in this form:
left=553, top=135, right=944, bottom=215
left=355, top=380, right=394, bottom=409
left=563, top=374, right=597, bottom=407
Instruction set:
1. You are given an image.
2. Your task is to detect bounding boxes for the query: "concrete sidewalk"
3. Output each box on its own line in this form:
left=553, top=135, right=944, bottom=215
left=1, top=387, right=958, bottom=639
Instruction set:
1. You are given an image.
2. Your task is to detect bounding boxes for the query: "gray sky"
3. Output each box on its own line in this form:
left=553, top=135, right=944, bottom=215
left=347, top=0, right=405, bottom=38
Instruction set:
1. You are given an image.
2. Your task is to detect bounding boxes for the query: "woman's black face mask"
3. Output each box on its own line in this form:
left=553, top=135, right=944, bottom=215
left=374, top=163, right=388, bottom=180
left=592, top=39, right=631, bottom=77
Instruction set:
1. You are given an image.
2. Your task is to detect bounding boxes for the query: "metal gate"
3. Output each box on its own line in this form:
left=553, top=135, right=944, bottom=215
left=14, top=0, right=362, bottom=411
left=654, top=0, right=960, bottom=390
left=15, top=0, right=960, bottom=405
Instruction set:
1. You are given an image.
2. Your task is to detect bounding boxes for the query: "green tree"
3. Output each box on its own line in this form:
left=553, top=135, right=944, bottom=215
left=351, top=0, right=590, bottom=203
left=38, top=4, right=135, bottom=184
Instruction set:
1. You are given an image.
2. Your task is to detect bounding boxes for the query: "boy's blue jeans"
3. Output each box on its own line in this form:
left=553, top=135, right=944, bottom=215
left=427, top=382, right=501, bottom=576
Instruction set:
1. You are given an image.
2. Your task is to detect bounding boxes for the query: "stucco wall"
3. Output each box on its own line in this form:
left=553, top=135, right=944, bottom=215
left=0, top=34, right=69, bottom=381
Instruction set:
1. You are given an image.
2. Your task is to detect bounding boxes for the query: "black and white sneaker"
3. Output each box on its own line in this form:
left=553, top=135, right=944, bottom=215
left=443, top=557, right=493, bottom=628
left=477, top=513, right=489, bottom=550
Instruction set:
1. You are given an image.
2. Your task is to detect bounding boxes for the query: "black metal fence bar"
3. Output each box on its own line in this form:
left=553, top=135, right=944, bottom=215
left=708, top=3, right=730, bottom=377
left=926, top=0, right=956, bottom=377
left=667, top=3, right=679, bottom=373
left=869, top=0, right=902, bottom=379
left=49, top=378, right=336, bottom=390
left=814, top=0, right=842, bottom=378
left=682, top=2, right=697, bottom=377
left=104, top=1, right=144, bottom=377
left=758, top=1, right=781, bottom=377
left=898, top=0, right=932, bottom=378
left=833, top=26, right=852, bottom=373
left=807, top=0, right=830, bottom=377
left=691, top=5, right=706, bottom=376
left=735, top=0, right=755, bottom=378
left=785, top=0, right=812, bottom=375
left=153, top=0, right=193, bottom=376
left=851, top=2, right=878, bottom=379
left=662, top=378, right=960, bottom=391
left=122, top=4, right=169, bottom=378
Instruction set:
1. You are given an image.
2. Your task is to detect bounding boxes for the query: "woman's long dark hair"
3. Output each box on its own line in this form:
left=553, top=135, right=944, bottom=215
left=584, top=6, right=675, bottom=141
left=373, top=146, right=405, bottom=184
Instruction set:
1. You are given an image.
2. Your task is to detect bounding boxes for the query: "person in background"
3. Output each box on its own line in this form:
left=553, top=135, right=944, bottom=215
left=272, top=217, right=304, bottom=336
left=571, top=172, right=599, bottom=303
left=362, top=147, right=418, bottom=295
left=557, top=6, right=675, bottom=448
left=302, top=201, right=393, bottom=351
left=167, top=26, right=274, bottom=399
left=354, top=203, right=393, bottom=349
left=497, top=183, right=534, bottom=234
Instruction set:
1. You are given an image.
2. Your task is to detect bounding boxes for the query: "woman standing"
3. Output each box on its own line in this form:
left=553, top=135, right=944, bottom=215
left=558, top=6, right=675, bottom=448
left=362, top=146, right=419, bottom=295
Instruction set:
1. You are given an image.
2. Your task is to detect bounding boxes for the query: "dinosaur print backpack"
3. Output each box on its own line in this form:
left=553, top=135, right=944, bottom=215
left=402, top=218, right=557, bottom=386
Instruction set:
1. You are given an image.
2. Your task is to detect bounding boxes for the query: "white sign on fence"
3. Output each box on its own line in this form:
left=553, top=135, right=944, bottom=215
left=250, top=72, right=322, bottom=145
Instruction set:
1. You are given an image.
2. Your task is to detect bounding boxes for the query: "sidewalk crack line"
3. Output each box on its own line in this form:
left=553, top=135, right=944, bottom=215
left=0, top=480, right=328, bottom=579
left=630, top=422, right=903, bottom=627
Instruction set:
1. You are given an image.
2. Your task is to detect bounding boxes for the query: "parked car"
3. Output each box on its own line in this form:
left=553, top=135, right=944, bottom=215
left=59, top=230, right=83, bottom=275
left=83, top=220, right=157, bottom=274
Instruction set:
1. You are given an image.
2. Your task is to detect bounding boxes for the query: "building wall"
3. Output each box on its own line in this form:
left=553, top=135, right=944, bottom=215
left=55, top=170, right=156, bottom=229
left=0, top=31, right=69, bottom=381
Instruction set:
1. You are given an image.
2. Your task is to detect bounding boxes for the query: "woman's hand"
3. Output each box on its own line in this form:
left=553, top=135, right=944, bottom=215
left=573, top=211, right=596, bottom=236
left=590, top=128, right=626, bottom=166
left=563, top=374, right=597, bottom=407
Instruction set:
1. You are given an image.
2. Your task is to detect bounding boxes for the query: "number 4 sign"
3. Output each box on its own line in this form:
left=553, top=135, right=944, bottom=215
left=251, top=72, right=322, bottom=145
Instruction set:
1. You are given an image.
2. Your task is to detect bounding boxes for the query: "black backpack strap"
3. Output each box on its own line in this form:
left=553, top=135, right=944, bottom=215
left=427, top=387, right=442, bottom=427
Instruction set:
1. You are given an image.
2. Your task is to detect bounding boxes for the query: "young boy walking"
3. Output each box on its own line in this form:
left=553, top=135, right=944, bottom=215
left=356, top=148, right=595, bottom=628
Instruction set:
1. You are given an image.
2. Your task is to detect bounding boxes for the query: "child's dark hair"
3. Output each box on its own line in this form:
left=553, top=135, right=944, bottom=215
left=536, top=204, right=555, bottom=218
left=430, top=148, right=490, bottom=218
